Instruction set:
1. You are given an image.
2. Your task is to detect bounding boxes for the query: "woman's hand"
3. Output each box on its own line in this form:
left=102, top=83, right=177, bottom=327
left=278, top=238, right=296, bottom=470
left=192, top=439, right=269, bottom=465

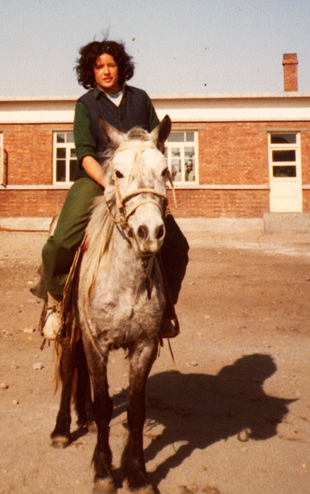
left=82, top=156, right=106, bottom=188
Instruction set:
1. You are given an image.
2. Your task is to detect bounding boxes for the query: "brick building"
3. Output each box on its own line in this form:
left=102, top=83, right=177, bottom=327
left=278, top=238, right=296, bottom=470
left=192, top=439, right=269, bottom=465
left=1, top=53, right=310, bottom=230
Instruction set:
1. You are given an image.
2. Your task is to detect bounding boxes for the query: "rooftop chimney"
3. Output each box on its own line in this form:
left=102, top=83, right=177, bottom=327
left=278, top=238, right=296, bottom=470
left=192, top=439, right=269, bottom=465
left=283, top=53, right=298, bottom=91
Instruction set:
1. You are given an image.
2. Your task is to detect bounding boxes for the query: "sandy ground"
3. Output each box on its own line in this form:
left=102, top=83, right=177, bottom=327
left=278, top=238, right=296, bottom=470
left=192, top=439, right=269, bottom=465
left=0, top=228, right=310, bottom=494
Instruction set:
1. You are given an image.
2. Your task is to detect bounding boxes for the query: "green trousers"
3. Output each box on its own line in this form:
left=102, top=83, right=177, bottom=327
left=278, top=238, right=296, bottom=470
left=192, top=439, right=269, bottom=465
left=42, top=177, right=189, bottom=303
left=42, top=178, right=103, bottom=296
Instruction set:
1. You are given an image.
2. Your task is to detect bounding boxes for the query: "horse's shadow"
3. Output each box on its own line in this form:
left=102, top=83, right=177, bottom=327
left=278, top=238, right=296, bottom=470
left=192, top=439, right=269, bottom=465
left=112, top=353, right=295, bottom=487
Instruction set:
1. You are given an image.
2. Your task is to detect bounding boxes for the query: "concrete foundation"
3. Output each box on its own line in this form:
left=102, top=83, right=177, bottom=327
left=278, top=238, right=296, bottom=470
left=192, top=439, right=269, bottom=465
left=0, top=216, right=264, bottom=233
left=264, top=213, right=310, bottom=233
left=0, top=217, right=52, bottom=231
left=2, top=215, right=310, bottom=234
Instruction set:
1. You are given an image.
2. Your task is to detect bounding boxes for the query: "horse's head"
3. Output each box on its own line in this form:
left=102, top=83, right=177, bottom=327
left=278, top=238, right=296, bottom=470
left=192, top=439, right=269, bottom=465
left=100, top=115, right=171, bottom=256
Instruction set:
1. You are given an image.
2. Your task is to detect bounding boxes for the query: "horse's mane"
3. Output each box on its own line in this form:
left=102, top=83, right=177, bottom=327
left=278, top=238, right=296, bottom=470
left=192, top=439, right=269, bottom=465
left=126, top=127, right=150, bottom=141
left=78, top=190, right=115, bottom=314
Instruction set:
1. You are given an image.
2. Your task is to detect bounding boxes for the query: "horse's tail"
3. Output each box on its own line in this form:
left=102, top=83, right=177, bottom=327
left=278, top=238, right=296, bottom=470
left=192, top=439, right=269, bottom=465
left=54, top=338, right=77, bottom=400
left=54, top=336, right=94, bottom=429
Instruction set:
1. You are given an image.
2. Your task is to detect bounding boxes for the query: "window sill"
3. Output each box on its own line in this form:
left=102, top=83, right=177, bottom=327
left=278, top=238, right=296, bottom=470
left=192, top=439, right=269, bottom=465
left=169, top=184, right=270, bottom=190
left=0, top=183, right=273, bottom=191
left=0, top=184, right=71, bottom=190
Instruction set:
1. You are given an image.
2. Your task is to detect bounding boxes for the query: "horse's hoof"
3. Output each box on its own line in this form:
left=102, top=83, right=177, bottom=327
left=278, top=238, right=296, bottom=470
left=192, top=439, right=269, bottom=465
left=125, top=481, right=156, bottom=494
left=51, top=435, right=69, bottom=449
left=93, top=478, right=117, bottom=494
left=134, top=487, right=156, bottom=494
left=87, top=420, right=97, bottom=433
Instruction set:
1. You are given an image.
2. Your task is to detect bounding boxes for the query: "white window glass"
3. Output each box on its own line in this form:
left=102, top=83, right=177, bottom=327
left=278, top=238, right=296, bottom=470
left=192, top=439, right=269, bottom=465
left=168, top=132, right=184, bottom=142
left=270, top=134, right=296, bottom=144
left=53, top=132, right=77, bottom=184
left=165, top=131, right=198, bottom=184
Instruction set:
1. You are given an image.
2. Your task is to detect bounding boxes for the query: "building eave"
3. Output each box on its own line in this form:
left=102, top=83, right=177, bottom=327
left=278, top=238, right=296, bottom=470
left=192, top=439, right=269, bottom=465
left=0, top=91, right=309, bottom=125
left=1, top=91, right=310, bottom=103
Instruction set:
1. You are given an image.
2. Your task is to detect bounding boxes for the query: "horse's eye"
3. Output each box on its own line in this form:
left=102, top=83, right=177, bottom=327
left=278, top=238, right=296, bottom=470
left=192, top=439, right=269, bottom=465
left=115, top=170, right=124, bottom=179
left=161, top=167, right=168, bottom=177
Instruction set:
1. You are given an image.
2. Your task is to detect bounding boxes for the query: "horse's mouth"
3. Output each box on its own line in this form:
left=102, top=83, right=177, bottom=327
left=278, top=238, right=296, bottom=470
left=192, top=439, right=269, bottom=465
left=138, top=252, right=154, bottom=261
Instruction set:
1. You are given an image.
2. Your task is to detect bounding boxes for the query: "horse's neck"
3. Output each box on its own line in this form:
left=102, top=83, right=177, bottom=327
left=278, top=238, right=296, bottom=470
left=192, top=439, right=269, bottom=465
left=82, top=209, right=162, bottom=302
left=99, top=230, right=162, bottom=311
left=104, top=226, right=149, bottom=285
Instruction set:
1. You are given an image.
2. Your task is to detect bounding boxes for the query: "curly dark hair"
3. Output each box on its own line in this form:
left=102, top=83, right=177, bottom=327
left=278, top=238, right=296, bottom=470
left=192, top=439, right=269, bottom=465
left=75, top=39, right=135, bottom=90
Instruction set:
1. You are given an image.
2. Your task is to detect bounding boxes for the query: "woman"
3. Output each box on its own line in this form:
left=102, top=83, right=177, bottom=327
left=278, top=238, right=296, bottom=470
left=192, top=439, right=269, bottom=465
left=42, top=38, right=188, bottom=340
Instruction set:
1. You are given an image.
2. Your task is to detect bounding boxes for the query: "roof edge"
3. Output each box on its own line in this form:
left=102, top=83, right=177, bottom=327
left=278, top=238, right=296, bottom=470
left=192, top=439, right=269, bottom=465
left=1, top=91, right=310, bottom=103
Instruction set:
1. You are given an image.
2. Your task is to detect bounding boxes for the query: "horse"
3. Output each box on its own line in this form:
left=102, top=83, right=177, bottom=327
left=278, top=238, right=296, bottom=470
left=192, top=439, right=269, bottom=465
left=48, top=115, right=172, bottom=494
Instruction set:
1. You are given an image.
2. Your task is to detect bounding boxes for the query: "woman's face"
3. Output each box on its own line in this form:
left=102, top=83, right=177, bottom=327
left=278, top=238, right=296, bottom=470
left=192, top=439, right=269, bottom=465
left=94, top=53, right=120, bottom=94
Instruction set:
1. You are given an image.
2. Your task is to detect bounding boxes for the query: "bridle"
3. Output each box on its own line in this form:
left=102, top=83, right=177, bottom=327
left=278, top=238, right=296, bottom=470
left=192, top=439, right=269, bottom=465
left=104, top=173, right=167, bottom=231
left=103, top=143, right=174, bottom=231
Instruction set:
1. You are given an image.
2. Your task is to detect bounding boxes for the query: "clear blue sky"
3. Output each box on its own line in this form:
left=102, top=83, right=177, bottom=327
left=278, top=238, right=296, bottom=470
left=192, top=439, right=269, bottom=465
left=1, top=0, right=309, bottom=97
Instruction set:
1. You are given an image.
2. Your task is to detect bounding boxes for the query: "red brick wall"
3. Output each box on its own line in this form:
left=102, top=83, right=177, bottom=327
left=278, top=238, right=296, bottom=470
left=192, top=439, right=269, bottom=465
left=167, top=189, right=269, bottom=218
left=301, top=130, right=310, bottom=184
left=198, top=122, right=269, bottom=185
left=0, top=189, right=68, bottom=217
left=1, top=120, right=310, bottom=218
left=303, top=190, right=310, bottom=212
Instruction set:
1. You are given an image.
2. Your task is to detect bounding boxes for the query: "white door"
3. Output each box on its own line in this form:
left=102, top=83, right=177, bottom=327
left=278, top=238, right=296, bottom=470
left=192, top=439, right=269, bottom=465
left=268, top=133, right=302, bottom=213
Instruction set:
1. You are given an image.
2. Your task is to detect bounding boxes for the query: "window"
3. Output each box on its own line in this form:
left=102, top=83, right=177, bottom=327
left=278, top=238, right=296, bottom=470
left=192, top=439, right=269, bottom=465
left=272, top=150, right=296, bottom=162
left=53, top=132, right=77, bottom=184
left=270, top=134, right=296, bottom=144
left=269, top=133, right=299, bottom=178
left=0, top=133, right=5, bottom=186
left=165, top=131, right=198, bottom=184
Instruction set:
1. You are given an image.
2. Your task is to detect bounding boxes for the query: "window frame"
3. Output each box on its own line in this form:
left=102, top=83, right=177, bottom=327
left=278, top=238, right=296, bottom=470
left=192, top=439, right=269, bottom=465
left=268, top=131, right=302, bottom=212
left=53, top=131, right=77, bottom=185
left=165, top=129, right=199, bottom=186
left=0, top=133, right=5, bottom=186
left=268, top=132, right=300, bottom=180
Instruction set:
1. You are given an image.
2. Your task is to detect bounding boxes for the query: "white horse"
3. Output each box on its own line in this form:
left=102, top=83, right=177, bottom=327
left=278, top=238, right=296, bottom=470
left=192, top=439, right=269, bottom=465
left=51, top=115, right=172, bottom=494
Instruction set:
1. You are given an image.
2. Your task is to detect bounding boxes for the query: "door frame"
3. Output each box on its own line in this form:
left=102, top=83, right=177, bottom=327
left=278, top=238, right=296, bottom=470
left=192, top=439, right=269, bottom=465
left=268, top=132, right=302, bottom=213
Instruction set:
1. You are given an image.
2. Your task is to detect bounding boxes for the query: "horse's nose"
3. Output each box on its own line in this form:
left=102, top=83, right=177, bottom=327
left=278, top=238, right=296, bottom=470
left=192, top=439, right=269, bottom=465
left=155, top=224, right=165, bottom=240
left=137, top=224, right=165, bottom=242
left=137, top=224, right=149, bottom=241
left=129, top=203, right=166, bottom=254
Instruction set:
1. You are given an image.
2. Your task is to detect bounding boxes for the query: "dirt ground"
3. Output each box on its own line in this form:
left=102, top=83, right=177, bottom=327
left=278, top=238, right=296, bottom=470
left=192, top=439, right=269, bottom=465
left=1, top=227, right=310, bottom=494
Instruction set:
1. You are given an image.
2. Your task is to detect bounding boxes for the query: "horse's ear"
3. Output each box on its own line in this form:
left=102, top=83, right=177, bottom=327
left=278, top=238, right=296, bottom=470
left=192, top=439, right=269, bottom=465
left=151, top=115, right=171, bottom=153
left=99, top=116, right=124, bottom=149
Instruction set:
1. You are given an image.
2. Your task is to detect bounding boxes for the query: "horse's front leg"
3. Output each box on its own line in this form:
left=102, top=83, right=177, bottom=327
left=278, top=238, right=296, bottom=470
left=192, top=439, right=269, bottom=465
left=83, top=337, right=116, bottom=494
left=122, top=342, right=158, bottom=494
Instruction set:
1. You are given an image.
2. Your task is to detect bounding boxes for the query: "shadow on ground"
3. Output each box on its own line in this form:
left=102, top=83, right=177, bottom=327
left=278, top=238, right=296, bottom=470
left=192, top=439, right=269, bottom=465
left=110, top=353, right=295, bottom=488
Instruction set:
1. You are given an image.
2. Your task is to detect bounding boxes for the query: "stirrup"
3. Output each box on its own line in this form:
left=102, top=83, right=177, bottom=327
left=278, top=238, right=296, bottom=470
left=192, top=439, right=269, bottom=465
left=42, top=306, right=62, bottom=340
